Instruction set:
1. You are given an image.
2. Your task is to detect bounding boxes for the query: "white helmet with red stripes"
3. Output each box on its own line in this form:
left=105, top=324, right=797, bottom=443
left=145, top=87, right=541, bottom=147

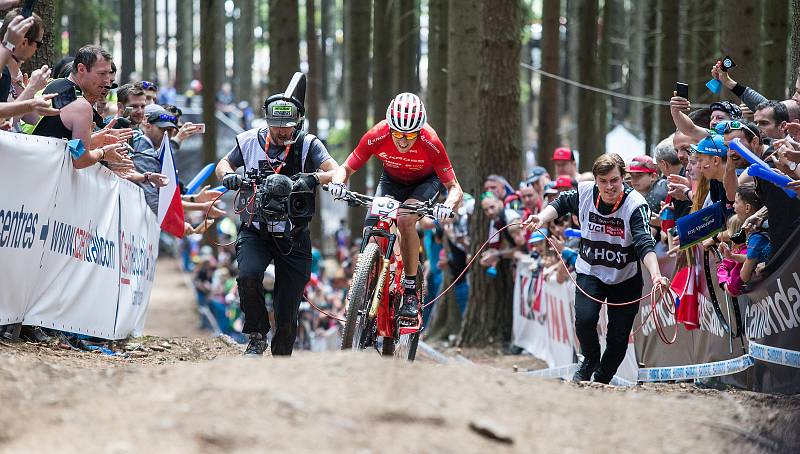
left=386, top=92, right=427, bottom=133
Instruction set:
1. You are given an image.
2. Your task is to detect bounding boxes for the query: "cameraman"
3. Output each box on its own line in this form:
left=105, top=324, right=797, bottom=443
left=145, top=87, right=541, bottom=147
left=214, top=91, right=339, bottom=356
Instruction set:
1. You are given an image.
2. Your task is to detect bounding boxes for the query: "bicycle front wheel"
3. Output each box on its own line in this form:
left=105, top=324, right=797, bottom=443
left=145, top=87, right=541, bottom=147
left=341, top=242, right=382, bottom=351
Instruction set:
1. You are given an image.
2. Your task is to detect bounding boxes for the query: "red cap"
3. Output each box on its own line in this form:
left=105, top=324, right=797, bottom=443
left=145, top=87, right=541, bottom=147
left=552, top=147, right=574, bottom=161
left=627, top=155, right=657, bottom=174
left=554, top=175, right=574, bottom=189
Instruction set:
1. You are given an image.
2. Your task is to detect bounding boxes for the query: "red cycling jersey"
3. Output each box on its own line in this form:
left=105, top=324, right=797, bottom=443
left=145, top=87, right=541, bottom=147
left=345, top=120, right=456, bottom=185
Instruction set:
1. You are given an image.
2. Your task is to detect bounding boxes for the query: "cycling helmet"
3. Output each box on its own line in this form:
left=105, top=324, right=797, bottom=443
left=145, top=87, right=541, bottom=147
left=386, top=92, right=427, bottom=133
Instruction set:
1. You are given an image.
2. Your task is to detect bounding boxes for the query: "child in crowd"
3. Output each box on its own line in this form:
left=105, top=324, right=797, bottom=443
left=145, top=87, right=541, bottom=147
left=715, top=215, right=745, bottom=296
left=717, top=185, right=769, bottom=291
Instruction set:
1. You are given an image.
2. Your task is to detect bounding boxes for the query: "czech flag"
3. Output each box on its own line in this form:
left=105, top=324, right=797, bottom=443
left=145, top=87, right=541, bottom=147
left=157, top=132, right=185, bottom=238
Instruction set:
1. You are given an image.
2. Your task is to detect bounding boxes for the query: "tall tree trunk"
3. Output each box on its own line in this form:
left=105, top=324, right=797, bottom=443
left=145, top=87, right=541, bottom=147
left=576, top=0, right=601, bottom=167
left=22, top=0, right=55, bottom=76
left=565, top=0, right=579, bottom=147
left=761, top=1, right=789, bottom=99
left=52, top=0, right=63, bottom=61
left=655, top=0, right=679, bottom=141
left=372, top=0, right=392, bottom=124
left=392, top=0, right=418, bottom=93
left=119, top=0, right=136, bottom=84
left=792, top=0, right=800, bottom=90
left=427, top=0, right=448, bottom=138
left=68, top=0, right=95, bottom=54
left=161, top=0, right=171, bottom=82
left=721, top=1, right=760, bottom=96
left=201, top=0, right=222, bottom=165
left=234, top=0, right=256, bottom=105
left=175, top=0, right=193, bottom=91
left=141, top=0, right=157, bottom=81
left=306, top=0, right=323, bottom=242
left=320, top=0, right=332, bottom=123
left=445, top=0, right=479, bottom=195
left=345, top=0, right=371, bottom=236
left=642, top=0, right=657, bottom=151
left=306, top=0, right=321, bottom=134
left=537, top=0, right=560, bottom=175
left=686, top=0, right=715, bottom=104
left=601, top=0, right=624, bottom=125
left=628, top=0, right=646, bottom=138
left=268, top=0, right=299, bottom=95
left=460, top=0, right=521, bottom=348
left=371, top=0, right=392, bottom=186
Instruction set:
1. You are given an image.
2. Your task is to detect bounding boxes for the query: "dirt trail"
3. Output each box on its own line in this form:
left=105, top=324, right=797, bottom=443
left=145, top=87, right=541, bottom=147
left=143, top=257, right=205, bottom=338
left=0, top=258, right=798, bottom=453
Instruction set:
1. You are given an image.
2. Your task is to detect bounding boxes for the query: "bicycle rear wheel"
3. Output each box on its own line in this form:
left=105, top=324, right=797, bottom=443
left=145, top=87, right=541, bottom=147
left=341, top=243, right=382, bottom=351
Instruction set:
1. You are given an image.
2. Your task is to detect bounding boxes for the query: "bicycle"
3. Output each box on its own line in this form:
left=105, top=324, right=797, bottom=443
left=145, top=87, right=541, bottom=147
left=323, top=184, right=450, bottom=361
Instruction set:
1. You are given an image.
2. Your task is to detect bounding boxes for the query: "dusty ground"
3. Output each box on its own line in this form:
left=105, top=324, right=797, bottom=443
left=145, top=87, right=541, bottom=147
left=0, top=258, right=798, bottom=453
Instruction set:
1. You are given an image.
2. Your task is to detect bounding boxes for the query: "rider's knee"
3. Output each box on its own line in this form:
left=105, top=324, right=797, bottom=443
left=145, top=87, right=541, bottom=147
left=397, top=212, right=418, bottom=231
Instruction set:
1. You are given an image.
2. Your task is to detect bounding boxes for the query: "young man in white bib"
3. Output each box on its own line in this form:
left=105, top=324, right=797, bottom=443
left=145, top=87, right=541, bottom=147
left=523, top=153, right=670, bottom=383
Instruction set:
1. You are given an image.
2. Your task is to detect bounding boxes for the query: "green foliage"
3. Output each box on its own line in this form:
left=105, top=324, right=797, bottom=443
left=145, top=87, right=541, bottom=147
left=325, top=123, right=350, bottom=162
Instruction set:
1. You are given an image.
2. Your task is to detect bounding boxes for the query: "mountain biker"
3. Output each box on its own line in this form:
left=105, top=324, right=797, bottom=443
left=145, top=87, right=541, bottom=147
left=329, top=92, right=463, bottom=321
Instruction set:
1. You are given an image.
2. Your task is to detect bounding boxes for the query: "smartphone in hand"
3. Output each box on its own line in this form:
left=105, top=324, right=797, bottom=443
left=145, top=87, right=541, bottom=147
left=676, top=82, right=689, bottom=99
left=21, top=0, right=37, bottom=18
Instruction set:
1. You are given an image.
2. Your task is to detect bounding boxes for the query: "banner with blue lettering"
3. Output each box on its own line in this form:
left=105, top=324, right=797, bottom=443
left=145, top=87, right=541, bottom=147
left=0, top=130, right=161, bottom=339
left=26, top=164, right=122, bottom=338
left=0, top=134, right=66, bottom=324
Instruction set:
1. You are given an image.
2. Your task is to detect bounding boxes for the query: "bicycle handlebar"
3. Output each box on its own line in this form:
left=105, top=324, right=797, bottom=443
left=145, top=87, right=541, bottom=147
left=322, top=184, right=455, bottom=219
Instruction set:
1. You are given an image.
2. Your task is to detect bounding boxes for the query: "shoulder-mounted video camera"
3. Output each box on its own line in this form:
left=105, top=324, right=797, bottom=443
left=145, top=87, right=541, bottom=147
left=236, top=161, right=316, bottom=230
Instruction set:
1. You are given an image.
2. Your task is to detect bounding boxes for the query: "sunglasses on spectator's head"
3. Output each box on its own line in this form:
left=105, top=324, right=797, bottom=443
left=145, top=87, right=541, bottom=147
left=390, top=130, right=418, bottom=140
left=718, top=120, right=758, bottom=139
left=140, top=80, right=158, bottom=91
left=149, top=113, right=177, bottom=124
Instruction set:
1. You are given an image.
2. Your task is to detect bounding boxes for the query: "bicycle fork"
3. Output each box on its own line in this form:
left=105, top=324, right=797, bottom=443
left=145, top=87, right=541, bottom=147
left=369, top=257, right=390, bottom=319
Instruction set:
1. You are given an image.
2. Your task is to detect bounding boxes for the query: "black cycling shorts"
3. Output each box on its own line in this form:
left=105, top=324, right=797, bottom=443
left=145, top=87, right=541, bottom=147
left=365, top=172, right=445, bottom=226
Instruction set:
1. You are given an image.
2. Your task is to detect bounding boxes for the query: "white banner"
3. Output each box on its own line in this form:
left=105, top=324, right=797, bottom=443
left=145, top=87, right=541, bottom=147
left=0, top=130, right=160, bottom=339
left=114, top=178, right=159, bottom=338
left=0, top=133, right=66, bottom=324
left=513, top=260, right=577, bottom=368
left=512, top=258, right=638, bottom=381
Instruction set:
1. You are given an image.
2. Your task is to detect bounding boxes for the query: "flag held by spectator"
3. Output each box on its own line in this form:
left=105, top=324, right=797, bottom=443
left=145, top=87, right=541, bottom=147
left=157, top=132, right=184, bottom=238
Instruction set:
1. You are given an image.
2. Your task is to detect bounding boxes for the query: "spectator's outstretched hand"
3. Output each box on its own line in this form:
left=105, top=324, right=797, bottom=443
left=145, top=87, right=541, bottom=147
left=92, top=118, right=135, bottom=149
left=784, top=121, right=800, bottom=142
left=102, top=142, right=134, bottom=170
left=26, top=65, right=51, bottom=93
left=28, top=93, right=59, bottom=116
left=174, top=122, right=204, bottom=143
left=146, top=172, right=168, bottom=187
left=3, top=15, right=34, bottom=47
left=202, top=200, right=225, bottom=219
left=194, top=185, right=224, bottom=203
left=711, top=61, right=735, bottom=89
left=670, top=92, right=691, bottom=112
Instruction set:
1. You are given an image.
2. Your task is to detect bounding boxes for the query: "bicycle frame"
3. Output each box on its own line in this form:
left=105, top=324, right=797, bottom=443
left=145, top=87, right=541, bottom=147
left=359, top=217, right=411, bottom=338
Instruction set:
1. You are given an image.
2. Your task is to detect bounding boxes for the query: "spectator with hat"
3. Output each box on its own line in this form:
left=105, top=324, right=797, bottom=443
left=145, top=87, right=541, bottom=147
left=129, top=104, right=181, bottom=213
left=627, top=155, right=667, bottom=215
left=552, top=147, right=579, bottom=181
left=692, top=134, right=733, bottom=213
left=553, top=174, right=576, bottom=193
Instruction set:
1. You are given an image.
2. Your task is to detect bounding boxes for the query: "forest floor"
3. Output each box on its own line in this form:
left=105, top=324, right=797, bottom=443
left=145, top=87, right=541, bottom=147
left=1, top=258, right=798, bottom=453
